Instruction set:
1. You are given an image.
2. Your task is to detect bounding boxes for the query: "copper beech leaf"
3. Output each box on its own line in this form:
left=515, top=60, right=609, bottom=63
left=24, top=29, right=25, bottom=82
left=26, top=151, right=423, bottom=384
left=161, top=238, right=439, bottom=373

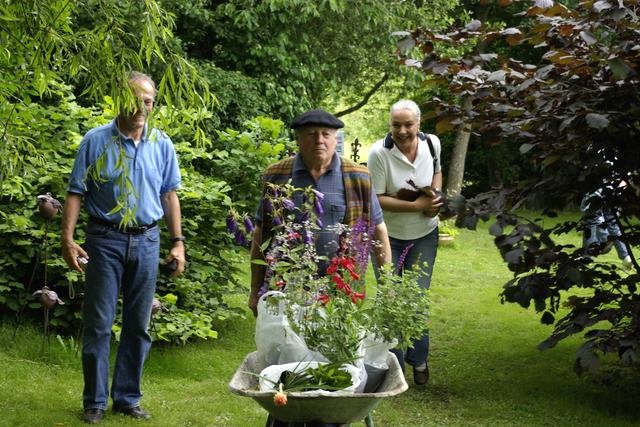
left=585, top=113, right=609, bottom=130
left=608, top=57, right=632, bottom=80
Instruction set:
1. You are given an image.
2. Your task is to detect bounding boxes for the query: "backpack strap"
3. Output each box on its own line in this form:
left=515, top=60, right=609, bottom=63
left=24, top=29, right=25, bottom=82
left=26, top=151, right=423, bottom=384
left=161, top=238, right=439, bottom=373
left=421, top=132, right=438, bottom=171
left=384, top=131, right=437, bottom=170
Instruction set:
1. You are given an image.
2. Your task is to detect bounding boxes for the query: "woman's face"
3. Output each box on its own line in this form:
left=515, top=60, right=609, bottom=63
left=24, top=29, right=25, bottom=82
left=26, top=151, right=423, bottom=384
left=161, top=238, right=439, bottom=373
left=390, top=108, right=419, bottom=147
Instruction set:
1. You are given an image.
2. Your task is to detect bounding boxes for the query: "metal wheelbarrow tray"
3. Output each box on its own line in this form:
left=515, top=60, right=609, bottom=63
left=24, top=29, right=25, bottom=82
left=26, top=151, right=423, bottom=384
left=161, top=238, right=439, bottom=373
left=229, top=351, right=408, bottom=424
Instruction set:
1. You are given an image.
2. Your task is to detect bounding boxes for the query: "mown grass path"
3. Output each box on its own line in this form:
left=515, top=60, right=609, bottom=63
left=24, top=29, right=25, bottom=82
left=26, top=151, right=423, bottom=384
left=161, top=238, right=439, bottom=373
left=1, top=216, right=639, bottom=426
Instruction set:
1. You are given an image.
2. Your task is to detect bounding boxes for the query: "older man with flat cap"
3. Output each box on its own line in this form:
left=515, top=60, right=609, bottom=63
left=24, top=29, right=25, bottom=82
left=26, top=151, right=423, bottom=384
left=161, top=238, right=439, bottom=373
left=248, top=108, right=391, bottom=316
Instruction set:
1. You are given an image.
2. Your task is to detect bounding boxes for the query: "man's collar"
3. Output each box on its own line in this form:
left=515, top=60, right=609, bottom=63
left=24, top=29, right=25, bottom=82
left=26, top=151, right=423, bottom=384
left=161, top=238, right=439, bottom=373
left=112, top=118, right=149, bottom=142
left=293, top=153, right=341, bottom=175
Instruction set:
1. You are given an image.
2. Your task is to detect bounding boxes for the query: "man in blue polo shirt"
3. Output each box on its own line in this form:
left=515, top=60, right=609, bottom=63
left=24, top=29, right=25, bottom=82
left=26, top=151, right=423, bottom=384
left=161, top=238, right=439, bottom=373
left=61, top=71, right=186, bottom=424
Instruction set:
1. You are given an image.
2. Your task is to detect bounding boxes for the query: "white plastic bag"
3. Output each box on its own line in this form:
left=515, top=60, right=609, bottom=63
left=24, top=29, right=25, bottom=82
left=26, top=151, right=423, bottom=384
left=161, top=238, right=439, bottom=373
left=363, top=334, right=398, bottom=369
left=254, top=291, right=326, bottom=366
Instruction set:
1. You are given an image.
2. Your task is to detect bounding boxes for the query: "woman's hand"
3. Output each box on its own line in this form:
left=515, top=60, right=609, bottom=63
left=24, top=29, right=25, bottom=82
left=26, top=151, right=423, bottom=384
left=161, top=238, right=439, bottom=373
left=412, top=190, right=443, bottom=217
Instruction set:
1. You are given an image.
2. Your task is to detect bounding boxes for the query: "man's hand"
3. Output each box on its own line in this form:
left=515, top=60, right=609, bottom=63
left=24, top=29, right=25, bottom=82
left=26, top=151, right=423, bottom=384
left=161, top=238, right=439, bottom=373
left=165, top=243, right=186, bottom=277
left=61, top=239, right=88, bottom=272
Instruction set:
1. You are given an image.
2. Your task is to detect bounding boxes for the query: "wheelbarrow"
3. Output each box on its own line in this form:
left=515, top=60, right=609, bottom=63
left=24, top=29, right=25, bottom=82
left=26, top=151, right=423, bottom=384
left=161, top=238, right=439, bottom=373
left=228, top=351, right=408, bottom=426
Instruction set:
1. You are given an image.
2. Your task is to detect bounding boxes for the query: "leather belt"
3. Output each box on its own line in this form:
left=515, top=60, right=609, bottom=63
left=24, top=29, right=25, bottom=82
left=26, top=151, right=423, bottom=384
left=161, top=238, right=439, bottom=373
left=89, top=216, right=158, bottom=234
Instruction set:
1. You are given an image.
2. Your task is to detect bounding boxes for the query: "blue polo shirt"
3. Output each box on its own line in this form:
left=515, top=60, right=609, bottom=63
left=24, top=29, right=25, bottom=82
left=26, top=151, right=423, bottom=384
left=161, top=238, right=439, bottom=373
left=256, top=154, right=383, bottom=263
left=67, top=120, right=181, bottom=225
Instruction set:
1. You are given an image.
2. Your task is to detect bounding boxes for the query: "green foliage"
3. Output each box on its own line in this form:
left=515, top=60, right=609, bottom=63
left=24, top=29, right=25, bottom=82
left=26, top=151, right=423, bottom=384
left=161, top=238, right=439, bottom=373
left=0, top=0, right=213, bottom=185
left=0, top=88, right=100, bottom=328
left=161, top=0, right=459, bottom=125
left=0, top=0, right=280, bottom=345
left=366, top=264, right=431, bottom=350
left=272, top=361, right=354, bottom=392
left=0, top=92, right=247, bottom=343
left=438, top=219, right=460, bottom=237
left=211, top=117, right=295, bottom=211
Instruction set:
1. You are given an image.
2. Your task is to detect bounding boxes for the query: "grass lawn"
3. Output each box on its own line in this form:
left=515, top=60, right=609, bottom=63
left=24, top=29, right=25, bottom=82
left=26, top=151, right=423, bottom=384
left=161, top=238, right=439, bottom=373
left=1, top=214, right=639, bottom=426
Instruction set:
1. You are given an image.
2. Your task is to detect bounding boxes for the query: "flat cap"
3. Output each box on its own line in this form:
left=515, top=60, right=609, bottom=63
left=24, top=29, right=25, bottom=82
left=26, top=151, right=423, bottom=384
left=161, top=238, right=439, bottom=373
left=290, top=109, right=344, bottom=129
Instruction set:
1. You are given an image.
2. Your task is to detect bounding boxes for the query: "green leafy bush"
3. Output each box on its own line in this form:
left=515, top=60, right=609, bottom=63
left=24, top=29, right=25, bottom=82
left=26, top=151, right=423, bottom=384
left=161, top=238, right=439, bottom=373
left=0, top=87, right=294, bottom=344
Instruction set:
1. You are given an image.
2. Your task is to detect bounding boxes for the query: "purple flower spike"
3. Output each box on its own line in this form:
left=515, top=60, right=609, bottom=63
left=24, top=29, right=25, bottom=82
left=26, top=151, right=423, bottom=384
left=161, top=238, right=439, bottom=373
left=244, top=216, right=255, bottom=233
left=314, top=198, right=324, bottom=216
left=316, top=218, right=323, bottom=227
left=234, top=229, right=247, bottom=246
left=264, top=199, right=274, bottom=213
left=303, top=230, right=313, bottom=244
left=226, top=214, right=237, bottom=233
left=312, top=189, right=325, bottom=201
left=282, top=198, right=295, bottom=211
left=396, top=243, right=415, bottom=273
left=273, top=216, right=283, bottom=226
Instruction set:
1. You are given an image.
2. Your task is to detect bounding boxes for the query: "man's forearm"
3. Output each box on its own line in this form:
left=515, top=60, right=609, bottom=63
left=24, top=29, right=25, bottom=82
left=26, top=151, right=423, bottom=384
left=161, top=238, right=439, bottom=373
left=161, top=191, right=183, bottom=238
left=61, top=193, right=82, bottom=243
left=373, top=222, right=392, bottom=267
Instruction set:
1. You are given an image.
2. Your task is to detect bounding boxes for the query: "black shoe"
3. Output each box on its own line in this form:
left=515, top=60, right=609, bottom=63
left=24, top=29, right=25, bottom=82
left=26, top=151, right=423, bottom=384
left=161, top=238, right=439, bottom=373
left=413, top=364, right=429, bottom=385
left=83, top=408, right=105, bottom=424
left=113, top=405, right=151, bottom=420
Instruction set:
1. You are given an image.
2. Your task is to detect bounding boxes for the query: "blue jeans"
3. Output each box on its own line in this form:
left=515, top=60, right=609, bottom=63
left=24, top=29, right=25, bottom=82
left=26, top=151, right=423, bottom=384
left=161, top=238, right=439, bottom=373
left=82, top=221, right=160, bottom=410
left=389, top=228, right=438, bottom=369
left=583, top=211, right=629, bottom=260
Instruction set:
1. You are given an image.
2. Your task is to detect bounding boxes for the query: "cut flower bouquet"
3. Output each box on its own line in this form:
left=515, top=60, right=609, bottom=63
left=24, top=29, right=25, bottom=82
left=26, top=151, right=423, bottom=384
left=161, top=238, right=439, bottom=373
left=228, top=182, right=430, bottom=395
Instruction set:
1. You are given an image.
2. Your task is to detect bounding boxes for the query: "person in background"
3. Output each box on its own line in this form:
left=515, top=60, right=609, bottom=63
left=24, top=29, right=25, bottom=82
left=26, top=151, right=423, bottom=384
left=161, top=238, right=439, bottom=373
left=367, top=99, right=443, bottom=386
left=581, top=186, right=633, bottom=269
left=61, top=71, right=186, bottom=424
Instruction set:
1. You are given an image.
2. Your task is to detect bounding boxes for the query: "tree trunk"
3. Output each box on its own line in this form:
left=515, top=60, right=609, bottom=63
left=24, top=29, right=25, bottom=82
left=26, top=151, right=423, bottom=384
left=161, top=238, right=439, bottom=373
left=445, top=96, right=472, bottom=197
left=444, top=4, right=490, bottom=197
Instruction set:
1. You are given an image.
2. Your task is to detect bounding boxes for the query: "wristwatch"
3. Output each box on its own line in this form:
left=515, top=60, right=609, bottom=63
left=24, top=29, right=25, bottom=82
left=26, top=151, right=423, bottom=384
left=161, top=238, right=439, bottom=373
left=171, top=236, right=186, bottom=244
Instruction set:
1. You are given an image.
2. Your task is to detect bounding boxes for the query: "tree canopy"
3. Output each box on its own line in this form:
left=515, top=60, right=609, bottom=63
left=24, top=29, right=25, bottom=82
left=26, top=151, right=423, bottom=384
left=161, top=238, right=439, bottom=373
left=161, top=0, right=458, bottom=123
left=401, top=0, right=640, bottom=371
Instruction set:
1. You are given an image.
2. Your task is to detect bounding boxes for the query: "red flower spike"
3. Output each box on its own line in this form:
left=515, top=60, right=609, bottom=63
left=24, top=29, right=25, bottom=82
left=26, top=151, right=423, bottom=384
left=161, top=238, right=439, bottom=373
left=317, top=294, right=330, bottom=305
left=351, top=292, right=365, bottom=303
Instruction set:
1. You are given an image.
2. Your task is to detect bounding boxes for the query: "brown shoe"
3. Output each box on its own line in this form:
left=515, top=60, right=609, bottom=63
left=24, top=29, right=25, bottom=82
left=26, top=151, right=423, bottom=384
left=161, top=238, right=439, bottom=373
left=413, top=365, right=429, bottom=385
left=113, top=405, right=151, bottom=420
left=83, top=408, right=105, bottom=424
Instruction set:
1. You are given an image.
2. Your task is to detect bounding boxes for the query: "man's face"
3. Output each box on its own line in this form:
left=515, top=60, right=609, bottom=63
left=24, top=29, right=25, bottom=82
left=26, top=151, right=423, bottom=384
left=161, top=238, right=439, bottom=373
left=390, top=108, right=419, bottom=146
left=296, top=126, right=338, bottom=167
left=121, top=79, right=155, bottom=129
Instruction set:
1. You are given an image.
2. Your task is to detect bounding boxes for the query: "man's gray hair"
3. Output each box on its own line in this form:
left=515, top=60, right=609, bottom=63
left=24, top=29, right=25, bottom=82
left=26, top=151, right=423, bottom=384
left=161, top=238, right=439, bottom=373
left=390, top=99, right=421, bottom=121
left=129, top=71, right=157, bottom=95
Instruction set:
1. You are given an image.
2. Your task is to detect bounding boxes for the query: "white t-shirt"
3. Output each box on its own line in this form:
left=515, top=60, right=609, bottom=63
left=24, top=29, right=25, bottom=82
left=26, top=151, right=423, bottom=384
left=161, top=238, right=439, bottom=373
left=367, top=134, right=442, bottom=240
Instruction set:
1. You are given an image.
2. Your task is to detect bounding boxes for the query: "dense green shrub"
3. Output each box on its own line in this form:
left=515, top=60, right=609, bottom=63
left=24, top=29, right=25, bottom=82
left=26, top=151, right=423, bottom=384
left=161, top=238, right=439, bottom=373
left=0, top=87, right=293, bottom=344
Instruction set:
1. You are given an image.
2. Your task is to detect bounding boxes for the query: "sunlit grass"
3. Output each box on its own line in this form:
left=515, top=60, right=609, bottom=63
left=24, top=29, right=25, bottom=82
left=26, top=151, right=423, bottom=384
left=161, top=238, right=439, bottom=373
left=1, top=212, right=639, bottom=426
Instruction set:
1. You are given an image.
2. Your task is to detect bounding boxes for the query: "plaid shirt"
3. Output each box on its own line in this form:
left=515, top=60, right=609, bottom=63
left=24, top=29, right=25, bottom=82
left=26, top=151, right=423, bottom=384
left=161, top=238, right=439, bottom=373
left=257, top=154, right=382, bottom=268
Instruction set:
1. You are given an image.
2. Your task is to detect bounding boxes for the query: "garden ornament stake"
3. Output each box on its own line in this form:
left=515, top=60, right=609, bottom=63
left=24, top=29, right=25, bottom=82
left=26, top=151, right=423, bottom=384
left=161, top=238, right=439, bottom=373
left=148, top=297, right=167, bottom=360
left=33, top=193, right=64, bottom=345
left=37, top=193, right=62, bottom=219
